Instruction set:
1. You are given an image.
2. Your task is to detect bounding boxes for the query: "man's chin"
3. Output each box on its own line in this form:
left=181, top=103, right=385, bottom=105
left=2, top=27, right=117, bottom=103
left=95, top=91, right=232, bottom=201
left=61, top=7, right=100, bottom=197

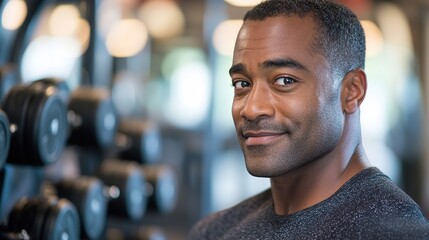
left=245, top=165, right=285, bottom=178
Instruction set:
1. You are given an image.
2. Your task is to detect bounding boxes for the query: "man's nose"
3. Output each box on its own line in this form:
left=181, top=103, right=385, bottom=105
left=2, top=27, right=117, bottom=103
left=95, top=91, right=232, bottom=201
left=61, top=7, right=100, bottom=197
left=239, top=84, right=274, bottom=121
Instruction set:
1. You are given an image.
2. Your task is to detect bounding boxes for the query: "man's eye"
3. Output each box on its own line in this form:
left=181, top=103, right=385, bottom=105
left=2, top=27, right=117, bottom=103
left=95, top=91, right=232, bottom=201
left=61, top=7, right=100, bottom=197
left=232, top=80, right=251, bottom=89
left=274, top=76, right=296, bottom=85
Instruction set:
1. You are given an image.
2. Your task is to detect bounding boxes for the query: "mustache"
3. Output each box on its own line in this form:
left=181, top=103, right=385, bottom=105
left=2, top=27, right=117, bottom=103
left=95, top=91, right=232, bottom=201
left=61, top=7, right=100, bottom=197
left=239, top=120, right=289, bottom=134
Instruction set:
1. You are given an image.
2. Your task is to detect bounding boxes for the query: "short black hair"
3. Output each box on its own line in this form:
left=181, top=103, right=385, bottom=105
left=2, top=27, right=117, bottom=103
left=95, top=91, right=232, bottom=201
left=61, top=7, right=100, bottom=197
left=244, top=0, right=366, bottom=77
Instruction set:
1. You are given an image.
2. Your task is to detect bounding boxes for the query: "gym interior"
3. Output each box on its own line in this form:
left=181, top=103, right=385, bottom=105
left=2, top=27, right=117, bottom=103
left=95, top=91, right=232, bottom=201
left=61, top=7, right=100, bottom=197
left=0, top=0, right=428, bottom=239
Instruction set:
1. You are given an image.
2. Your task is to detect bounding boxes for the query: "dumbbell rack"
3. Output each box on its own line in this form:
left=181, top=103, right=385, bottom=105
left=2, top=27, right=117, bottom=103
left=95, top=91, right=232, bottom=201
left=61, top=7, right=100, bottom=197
left=0, top=82, right=179, bottom=240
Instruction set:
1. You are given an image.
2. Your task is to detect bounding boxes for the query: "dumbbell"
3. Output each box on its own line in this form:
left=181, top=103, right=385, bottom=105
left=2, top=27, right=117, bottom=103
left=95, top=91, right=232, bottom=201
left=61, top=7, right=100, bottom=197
left=0, top=110, right=10, bottom=169
left=141, top=164, right=178, bottom=214
left=67, top=86, right=118, bottom=150
left=1, top=81, right=68, bottom=165
left=116, top=119, right=162, bottom=164
left=7, top=196, right=80, bottom=240
left=43, top=176, right=108, bottom=240
left=97, top=159, right=147, bottom=220
left=29, top=80, right=118, bottom=151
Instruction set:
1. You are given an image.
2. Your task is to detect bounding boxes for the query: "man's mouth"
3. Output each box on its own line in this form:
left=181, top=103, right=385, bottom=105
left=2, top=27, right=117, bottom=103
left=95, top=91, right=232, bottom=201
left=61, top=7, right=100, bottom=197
left=242, top=131, right=284, bottom=146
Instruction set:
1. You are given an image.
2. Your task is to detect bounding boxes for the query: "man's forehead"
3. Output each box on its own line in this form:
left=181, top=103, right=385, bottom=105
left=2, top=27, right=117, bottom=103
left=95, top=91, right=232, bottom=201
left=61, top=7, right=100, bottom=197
left=232, top=15, right=326, bottom=68
left=240, top=15, right=316, bottom=32
left=235, top=16, right=317, bottom=50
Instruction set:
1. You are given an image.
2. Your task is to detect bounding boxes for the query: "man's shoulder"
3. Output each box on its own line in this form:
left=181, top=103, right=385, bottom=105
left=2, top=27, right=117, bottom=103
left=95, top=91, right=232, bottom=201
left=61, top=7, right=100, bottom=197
left=332, top=167, right=425, bottom=217
left=326, top=167, right=429, bottom=238
left=344, top=167, right=423, bottom=210
left=188, top=189, right=272, bottom=240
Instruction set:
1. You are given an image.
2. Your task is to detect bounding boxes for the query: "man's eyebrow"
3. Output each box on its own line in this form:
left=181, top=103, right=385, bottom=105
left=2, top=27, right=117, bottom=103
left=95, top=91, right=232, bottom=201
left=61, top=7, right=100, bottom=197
left=229, top=63, right=245, bottom=76
left=229, top=58, right=308, bottom=76
left=262, top=58, right=308, bottom=72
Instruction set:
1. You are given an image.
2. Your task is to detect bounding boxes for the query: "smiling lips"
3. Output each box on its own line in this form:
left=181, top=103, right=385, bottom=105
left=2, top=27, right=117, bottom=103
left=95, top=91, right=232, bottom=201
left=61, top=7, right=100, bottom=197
left=243, top=131, right=284, bottom=146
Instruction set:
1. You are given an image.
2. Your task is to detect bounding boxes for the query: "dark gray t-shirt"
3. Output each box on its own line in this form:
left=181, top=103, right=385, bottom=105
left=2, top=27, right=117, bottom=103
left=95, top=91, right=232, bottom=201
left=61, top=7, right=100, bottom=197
left=189, top=168, right=429, bottom=239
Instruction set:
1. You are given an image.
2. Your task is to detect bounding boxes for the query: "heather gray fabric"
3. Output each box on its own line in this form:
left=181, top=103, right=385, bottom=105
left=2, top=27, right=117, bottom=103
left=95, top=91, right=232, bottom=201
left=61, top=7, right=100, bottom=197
left=188, top=168, right=429, bottom=239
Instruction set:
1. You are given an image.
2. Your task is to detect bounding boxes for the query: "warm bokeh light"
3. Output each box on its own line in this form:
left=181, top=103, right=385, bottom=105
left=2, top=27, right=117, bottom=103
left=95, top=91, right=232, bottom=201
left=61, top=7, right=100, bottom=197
left=2, top=0, right=27, bottom=30
left=75, top=18, right=91, bottom=54
left=376, top=2, right=413, bottom=58
left=49, top=4, right=80, bottom=37
left=48, top=4, right=90, bottom=55
left=213, top=20, right=243, bottom=57
left=105, top=19, right=148, bottom=58
left=224, top=0, right=264, bottom=7
left=138, top=0, right=185, bottom=39
left=361, top=20, right=384, bottom=58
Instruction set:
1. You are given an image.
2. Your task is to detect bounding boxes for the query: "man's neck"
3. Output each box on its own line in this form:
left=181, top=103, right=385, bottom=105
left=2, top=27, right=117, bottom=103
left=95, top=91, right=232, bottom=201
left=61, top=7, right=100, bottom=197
left=269, top=113, right=370, bottom=215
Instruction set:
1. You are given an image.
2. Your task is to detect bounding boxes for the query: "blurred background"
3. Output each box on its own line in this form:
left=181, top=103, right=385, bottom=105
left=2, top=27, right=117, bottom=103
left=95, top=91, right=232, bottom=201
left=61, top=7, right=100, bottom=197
left=0, top=0, right=428, bottom=239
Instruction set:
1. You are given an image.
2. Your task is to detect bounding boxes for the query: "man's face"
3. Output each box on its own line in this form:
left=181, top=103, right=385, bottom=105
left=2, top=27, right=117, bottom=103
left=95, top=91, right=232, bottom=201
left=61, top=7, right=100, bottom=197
left=231, top=16, right=344, bottom=177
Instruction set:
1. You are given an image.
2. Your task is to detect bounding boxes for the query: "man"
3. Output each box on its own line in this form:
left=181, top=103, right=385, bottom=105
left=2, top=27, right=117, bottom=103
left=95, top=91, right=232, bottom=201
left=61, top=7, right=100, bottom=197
left=189, top=0, right=429, bottom=239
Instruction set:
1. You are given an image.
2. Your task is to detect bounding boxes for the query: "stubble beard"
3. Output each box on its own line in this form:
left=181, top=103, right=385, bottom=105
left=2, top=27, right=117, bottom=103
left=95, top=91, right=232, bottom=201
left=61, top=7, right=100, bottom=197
left=240, top=138, right=305, bottom=178
left=239, top=125, right=342, bottom=178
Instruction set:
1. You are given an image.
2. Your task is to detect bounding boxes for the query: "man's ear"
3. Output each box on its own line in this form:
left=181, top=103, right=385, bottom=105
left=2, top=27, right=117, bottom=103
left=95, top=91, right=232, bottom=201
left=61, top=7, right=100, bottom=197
left=341, top=68, right=367, bottom=114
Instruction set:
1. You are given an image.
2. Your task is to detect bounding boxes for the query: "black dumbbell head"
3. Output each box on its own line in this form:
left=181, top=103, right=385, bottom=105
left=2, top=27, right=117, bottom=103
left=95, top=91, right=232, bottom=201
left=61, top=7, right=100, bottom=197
left=97, top=160, right=147, bottom=220
left=7, top=196, right=51, bottom=239
left=116, top=119, right=162, bottom=164
left=28, top=83, right=68, bottom=165
left=143, top=164, right=178, bottom=214
left=1, top=82, right=68, bottom=165
left=68, top=87, right=118, bottom=150
left=54, top=177, right=107, bottom=239
left=7, top=198, right=31, bottom=234
left=41, top=198, right=80, bottom=240
left=8, top=196, right=79, bottom=240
